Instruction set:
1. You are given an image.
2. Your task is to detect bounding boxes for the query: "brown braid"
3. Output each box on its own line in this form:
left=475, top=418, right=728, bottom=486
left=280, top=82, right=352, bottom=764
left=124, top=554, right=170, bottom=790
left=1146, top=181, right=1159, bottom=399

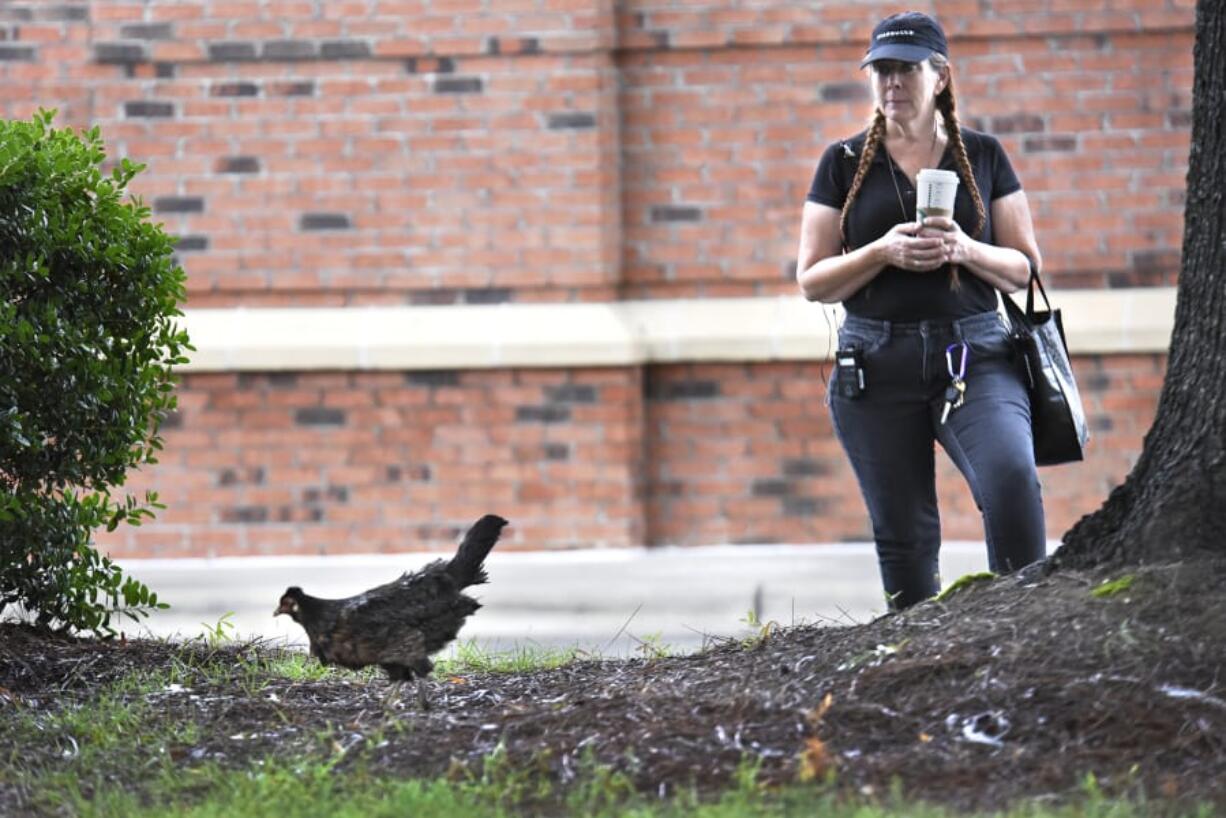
left=839, top=109, right=887, bottom=250
left=932, top=55, right=985, bottom=289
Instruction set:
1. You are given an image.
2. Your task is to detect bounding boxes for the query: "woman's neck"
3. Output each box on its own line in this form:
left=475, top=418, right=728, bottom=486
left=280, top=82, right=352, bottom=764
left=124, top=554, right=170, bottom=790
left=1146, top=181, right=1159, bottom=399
left=886, top=113, right=940, bottom=145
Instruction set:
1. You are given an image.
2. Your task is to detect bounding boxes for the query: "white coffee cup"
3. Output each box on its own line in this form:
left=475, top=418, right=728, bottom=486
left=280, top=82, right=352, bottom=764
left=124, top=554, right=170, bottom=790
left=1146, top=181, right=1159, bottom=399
left=916, top=168, right=959, bottom=221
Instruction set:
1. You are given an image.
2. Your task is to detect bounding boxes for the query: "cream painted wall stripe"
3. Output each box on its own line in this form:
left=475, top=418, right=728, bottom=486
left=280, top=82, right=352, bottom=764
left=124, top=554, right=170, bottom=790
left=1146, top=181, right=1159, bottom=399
left=178, top=288, right=1176, bottom=372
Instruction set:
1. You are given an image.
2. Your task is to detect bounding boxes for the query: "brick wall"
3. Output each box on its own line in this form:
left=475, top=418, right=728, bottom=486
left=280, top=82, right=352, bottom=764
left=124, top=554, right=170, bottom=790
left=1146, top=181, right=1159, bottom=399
left=1, top=0, right=624, bottom=306
left=108, top=367, right=647, bottom=557
left=99, top=353, right=1163, bottom=557
left=0, top=1, right=1187, bottom=555
left=0, top=0, right=1192, bottom=303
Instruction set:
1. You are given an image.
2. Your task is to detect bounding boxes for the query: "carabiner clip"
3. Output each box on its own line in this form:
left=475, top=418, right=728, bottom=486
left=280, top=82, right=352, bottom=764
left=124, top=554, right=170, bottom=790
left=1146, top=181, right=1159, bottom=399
left=945, top=342, right=968, bottom=380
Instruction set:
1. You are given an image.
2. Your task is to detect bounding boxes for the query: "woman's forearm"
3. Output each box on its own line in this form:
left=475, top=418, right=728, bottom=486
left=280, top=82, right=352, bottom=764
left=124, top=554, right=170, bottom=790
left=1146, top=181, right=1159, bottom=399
left=960, top=239, right=1032, bottom=293
left=798, top=240, right=887, bottom=303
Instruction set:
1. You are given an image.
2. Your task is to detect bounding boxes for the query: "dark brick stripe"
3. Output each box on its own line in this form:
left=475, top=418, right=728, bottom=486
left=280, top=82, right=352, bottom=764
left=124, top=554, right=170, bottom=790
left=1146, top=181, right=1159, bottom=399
left=0, top=44, right=35, bottom=61
left=120, top=23, right=172, bottom=39
left=263, top=40, right=316, bottom=60
left=991, top=113, right=1045, bottom=134
left=1023, top=135, right=1077, bottom=153
left=650, top=205, right=702, bottom=223
left=783, top=497, right=830, bottom=517
left=125, top=100, right=174, bottom=118
left=25, top=4, right=88, bottom=21
left=217, top=156, right=260, bottom=174
left=269, top=80, right=314, bottom=96
left=820, top=83, right=868, bottom=102
left=203, top=39, right=372, bottom=63
left=751, top=479, right=792, bottom=497
left=548, top=112, right=596, bottom=130
left=463, top=288, right=511, bottom=304
left=516, top=406, right=570, bottom=423
left=647, top=380, right=720, bottom=400
left=321, top=40, right=370, bottom=59
left=782, top=458, right=830, bottom=477
left=154, top=197, right=204, bottom=214
left=407, top=371, right=460, bottom=386
left=208, top=42, right=257, bottom=61
left=173, top=235, right=209, bottom=252
left=212, top=82, right=259, bottom=97
left=304, top=486, right=348, bottom=502
left=300, top=213, right=351, bottom=231
left=546, top=385, right=596, bottom=404
left=221, top=506, right=267, bottom=524
left=96, top=43, right=146, bottom=63
left=295, top=408, right=346, bottom=426
left=434, top=76, right=483, bottom=94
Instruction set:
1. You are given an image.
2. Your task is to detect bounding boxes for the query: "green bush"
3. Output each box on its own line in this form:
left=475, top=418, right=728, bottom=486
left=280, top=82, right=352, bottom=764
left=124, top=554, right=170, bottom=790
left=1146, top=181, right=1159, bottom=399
left=0, top=110, right=190, bottom=634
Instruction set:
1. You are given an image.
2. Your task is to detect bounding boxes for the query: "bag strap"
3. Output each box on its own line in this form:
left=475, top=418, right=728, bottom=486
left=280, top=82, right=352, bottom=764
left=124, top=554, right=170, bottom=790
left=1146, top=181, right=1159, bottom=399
left=1001, top=288, right=1031, bottom=332
left=1024, top=259, right=1054, bottom=318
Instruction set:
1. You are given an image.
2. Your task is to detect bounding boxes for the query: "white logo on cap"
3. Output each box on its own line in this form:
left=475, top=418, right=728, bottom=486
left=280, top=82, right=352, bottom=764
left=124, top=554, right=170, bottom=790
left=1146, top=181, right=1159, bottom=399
left=877, top=29, right=917, bottom=40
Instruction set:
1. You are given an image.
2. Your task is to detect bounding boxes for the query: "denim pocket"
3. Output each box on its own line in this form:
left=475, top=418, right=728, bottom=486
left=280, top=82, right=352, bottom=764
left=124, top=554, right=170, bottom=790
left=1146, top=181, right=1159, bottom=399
left=837, top=326, right=887, bottom=355
left=963, top=320, right=1012, bottom=360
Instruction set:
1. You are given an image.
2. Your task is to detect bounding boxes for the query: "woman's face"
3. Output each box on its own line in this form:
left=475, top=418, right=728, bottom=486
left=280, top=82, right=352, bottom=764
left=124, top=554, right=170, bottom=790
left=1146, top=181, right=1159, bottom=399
left=868, top=59, right=947, bottom=124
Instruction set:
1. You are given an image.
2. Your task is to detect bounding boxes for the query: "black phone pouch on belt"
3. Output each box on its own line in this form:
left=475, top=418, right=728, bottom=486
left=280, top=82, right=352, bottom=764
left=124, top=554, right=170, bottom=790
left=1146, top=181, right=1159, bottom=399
left=835, top=347, right=866, bottom=399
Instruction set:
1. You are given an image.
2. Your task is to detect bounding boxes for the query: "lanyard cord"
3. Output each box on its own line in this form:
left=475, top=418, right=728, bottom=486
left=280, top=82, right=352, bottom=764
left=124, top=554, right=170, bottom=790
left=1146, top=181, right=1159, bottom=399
left=885, top=152, right=911, bottom=222
left=883, top=121, right=941, bottom=224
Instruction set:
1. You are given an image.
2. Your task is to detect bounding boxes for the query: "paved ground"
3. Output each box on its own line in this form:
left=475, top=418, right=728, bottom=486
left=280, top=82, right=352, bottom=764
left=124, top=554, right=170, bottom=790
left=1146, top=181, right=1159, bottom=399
left=116, top=541, right=1012, bottom=656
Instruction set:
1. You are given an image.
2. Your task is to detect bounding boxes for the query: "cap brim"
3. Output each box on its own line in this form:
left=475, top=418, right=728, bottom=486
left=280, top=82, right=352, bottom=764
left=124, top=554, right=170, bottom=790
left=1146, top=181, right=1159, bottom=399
left=859, top=44, right=935, bottom=68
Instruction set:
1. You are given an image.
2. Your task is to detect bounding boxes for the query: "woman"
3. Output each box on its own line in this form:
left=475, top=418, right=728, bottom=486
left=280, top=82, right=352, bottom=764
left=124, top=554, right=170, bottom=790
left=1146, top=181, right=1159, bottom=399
left=796, top=11, right=1045, bottom=610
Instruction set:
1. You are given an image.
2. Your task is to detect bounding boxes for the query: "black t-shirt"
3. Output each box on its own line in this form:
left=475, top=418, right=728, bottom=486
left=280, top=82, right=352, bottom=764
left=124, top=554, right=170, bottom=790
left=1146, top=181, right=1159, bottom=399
left=806, top=127, right=1022, bottom=321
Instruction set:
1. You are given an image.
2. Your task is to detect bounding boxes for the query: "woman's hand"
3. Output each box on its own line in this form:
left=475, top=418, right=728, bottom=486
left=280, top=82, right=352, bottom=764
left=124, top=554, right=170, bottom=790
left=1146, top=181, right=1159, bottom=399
left=917, top=216, right=973, bottom=266
left=876, top=221, right=947, bottom=272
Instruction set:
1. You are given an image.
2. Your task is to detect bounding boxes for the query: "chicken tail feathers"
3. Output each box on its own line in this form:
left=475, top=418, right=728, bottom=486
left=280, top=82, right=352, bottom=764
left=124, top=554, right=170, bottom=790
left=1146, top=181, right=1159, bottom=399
left=447, top=514, right=508, bottom=588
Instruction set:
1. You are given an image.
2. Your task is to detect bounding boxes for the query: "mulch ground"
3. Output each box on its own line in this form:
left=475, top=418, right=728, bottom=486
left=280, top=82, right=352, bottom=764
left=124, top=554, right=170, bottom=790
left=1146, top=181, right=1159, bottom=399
left=3, top=557, right=1226, bottom=814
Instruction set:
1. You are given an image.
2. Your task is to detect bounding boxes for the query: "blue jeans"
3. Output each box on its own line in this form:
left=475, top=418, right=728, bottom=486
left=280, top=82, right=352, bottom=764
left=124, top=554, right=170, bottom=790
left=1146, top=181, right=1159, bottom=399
left=830, top=310, right=1046, bottom=610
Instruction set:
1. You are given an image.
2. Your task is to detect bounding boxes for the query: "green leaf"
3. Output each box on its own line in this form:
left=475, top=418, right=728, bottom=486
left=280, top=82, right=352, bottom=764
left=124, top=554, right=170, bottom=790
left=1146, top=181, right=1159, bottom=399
left=1091, top=575, right=1136, bottom=598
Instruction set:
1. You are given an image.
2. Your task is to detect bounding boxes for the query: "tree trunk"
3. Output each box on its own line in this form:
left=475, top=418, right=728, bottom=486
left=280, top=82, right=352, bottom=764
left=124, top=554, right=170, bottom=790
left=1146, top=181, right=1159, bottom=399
left=1053, top=0, right=1226, bottom=569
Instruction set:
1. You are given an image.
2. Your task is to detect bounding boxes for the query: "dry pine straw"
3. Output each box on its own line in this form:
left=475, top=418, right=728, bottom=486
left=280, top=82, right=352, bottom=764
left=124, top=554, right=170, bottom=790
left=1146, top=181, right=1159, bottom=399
left=1, top=558, right=1225, bottom=813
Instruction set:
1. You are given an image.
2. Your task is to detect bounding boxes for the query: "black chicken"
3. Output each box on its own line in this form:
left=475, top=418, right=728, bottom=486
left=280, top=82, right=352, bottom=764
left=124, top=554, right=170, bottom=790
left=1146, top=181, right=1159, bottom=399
left=274, top=513, right=507, bottom=705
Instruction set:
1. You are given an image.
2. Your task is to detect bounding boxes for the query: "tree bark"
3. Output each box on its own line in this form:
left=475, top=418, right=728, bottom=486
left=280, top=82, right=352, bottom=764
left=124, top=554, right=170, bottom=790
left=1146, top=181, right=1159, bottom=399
left=1053, top=0, right=1226, bottom=569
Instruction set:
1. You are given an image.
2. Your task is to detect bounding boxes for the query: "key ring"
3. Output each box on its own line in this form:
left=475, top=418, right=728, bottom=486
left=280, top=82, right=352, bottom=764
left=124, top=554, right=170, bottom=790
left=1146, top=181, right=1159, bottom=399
left=946, top=342, right=968, bottom=380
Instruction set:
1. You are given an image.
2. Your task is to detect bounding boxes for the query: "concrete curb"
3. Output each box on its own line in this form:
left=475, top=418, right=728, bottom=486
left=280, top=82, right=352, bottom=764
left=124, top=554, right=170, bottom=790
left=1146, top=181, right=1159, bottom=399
left=117, top=541, right=1024, bottom=655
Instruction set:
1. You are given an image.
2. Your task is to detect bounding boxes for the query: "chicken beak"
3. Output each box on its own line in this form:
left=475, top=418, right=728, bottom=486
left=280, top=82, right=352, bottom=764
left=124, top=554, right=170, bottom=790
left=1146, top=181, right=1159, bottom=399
left=274, top=602, right=288, bottom=617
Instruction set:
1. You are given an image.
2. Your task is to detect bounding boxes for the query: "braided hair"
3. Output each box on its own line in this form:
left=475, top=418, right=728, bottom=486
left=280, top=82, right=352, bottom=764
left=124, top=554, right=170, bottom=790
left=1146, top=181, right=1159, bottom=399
left=932, top=54, right=985, bottom=290
left=839, top=53, right=985, bottom=290
left=838, top=108, right=887, bottom=251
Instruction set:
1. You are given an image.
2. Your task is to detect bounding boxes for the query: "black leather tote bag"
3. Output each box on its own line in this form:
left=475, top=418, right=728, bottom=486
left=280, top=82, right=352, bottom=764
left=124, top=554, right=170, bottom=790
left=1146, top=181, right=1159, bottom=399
left=1002, top=270, right=1089, bottom=466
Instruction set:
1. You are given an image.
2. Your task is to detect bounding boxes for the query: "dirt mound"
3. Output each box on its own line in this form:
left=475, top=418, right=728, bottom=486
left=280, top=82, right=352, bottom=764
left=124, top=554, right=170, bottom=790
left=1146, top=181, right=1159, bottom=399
left=3, top=558, right=1225, bottom=813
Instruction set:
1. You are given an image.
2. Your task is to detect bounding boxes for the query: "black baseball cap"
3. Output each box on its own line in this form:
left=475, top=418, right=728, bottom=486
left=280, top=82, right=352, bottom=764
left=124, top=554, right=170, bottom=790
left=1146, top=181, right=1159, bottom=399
left=859, top=11, right=949, bottom=68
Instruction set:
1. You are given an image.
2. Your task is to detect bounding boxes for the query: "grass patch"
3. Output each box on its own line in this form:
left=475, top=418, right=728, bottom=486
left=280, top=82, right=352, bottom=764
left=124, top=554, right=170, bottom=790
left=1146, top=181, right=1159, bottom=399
left=1092, top=575, right=1137, bottom=598
left=46, top=756, right=1219, bottom=818
left=935, top=572, right=997, bottom=602
left=435, top=638, right=585, bottom=675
